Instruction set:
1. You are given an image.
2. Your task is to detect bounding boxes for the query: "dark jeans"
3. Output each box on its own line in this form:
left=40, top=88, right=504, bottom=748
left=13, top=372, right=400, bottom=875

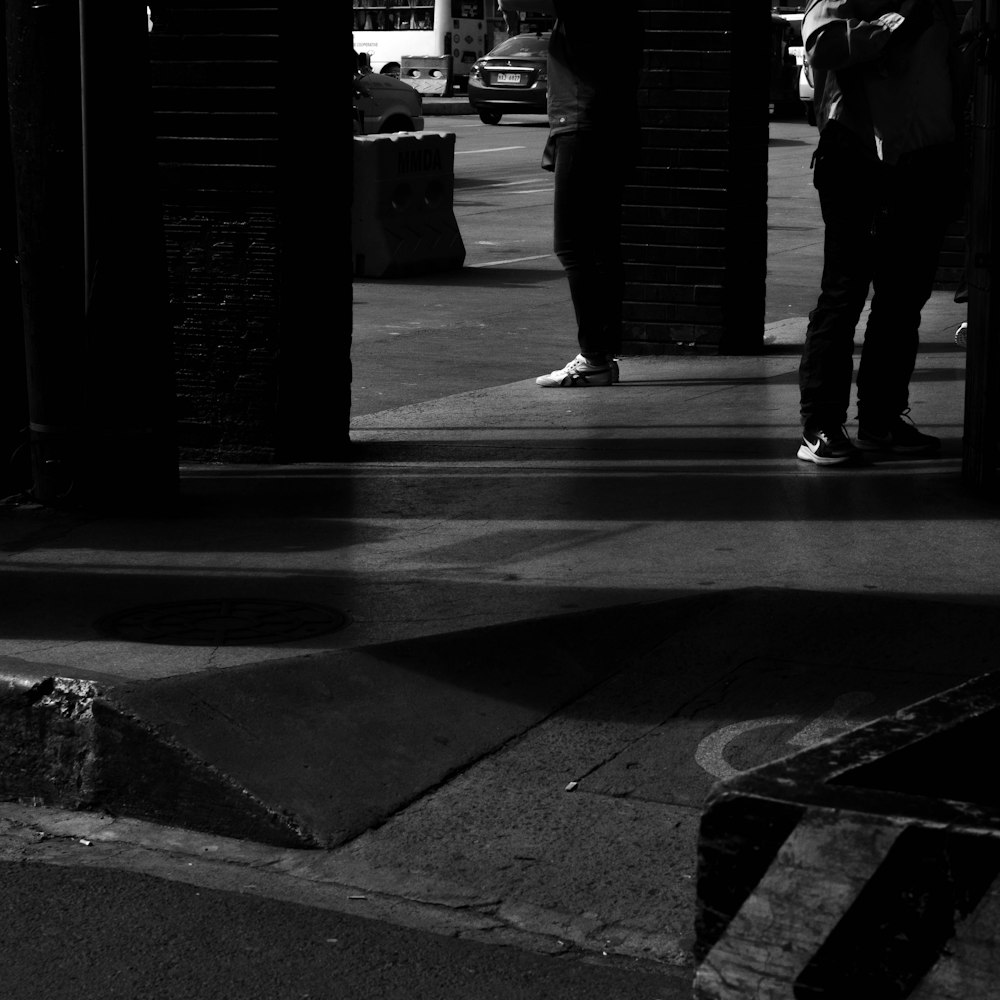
left=799, top=127, right=959, bottom=432
left=552, top=132, right=628, bottom=360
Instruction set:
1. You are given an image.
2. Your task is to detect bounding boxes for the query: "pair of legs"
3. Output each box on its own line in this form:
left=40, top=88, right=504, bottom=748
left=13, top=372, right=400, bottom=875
left=552, top=130, right=627, bottom=364
left=799, top=126, right=959, bottom=435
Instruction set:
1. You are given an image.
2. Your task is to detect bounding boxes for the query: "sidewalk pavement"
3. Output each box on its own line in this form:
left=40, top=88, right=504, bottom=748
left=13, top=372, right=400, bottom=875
left=2, top=117, right=995, bottom=987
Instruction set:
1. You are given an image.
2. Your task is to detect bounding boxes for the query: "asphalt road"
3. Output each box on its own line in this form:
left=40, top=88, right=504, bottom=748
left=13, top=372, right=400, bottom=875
left=0, top=861, right=690, bottom=1000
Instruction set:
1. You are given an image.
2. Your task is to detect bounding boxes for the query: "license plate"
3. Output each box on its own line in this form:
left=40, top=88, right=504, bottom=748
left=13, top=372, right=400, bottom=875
left=495, top=72, right=523, bottom=85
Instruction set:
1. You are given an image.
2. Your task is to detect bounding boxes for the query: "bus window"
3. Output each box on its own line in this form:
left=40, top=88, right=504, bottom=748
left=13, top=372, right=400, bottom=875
left=353, top=0, right=440, bottom=33
left=353, top=0, right=493, bottom=81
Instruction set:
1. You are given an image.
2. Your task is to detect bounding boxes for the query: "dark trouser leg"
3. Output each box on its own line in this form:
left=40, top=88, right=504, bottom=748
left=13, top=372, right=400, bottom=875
left=856, top=149, right=956, bottom=428
left=552, top=132, right=626, bottom=360
left=798, top=154, right=879, bottom=432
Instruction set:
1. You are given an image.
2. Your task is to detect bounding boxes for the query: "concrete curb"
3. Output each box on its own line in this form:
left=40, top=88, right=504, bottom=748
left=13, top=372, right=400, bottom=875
left=0, top=671, right=307, bottom=846
left=0, top=597, right=717, bottom=848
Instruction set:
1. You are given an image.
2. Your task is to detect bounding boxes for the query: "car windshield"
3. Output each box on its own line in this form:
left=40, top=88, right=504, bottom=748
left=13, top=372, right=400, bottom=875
left=488, top=33, right=549, bottom=58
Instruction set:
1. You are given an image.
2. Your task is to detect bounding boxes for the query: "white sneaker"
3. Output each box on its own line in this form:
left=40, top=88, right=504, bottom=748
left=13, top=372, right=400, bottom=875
left=536, top=354, right=615, bottom=388
left=796, top=425, right=859, bottom=465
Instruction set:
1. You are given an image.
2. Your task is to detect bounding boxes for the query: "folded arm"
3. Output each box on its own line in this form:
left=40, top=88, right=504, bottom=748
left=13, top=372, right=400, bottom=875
left=804, top=0, right=929, bottom=71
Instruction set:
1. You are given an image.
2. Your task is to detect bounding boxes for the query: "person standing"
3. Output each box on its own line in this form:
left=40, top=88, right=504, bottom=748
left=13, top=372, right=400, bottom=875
left=498, top=0, right=521, bottom=38
left=498, top=0, right=644, bottom=388
left=796, top=0, right=967, bottom=464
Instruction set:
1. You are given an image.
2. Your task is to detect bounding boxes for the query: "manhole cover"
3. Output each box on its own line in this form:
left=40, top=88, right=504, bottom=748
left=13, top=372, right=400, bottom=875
left=95, top=599, right=348, bottom=646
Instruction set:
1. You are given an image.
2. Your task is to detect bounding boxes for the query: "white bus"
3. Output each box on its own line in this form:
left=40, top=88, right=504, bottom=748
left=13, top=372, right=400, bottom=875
left=352, top=0, right=497, bottom=87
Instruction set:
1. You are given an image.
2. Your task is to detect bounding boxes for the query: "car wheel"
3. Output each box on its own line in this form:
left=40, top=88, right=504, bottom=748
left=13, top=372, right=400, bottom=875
left=804, top=101, right=816, bottom=127
left=380, top=63, right=401, bottom=79
left=478, top=111, right=502, bottom=125
left=379, top=116, right=413, bottom=134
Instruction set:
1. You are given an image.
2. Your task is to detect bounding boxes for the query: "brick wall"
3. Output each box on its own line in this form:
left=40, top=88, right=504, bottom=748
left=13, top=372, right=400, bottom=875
left=624, top=2, right=770, bottom=354
left=622, top=1, right=973, bottom=354
left=150, top=2, right=281, bottom=462
left=937, top=0, right=976, bottom=292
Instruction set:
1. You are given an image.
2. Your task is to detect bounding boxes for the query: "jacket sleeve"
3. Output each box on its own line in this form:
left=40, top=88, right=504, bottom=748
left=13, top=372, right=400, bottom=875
left=803, top=0, right=897, bottom=71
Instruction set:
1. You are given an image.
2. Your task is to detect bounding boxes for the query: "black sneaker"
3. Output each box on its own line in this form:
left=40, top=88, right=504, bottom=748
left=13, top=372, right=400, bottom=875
left=797, top=425, right=859, bottom=465
left=856, top=411, right=940, bottom=454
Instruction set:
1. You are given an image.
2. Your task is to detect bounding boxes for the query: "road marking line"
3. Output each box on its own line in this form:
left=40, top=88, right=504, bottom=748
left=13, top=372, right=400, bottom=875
left=695, top=717, right=800, bottom=780
left=455, top=146, right=525, bottom=154
left=467, top=254, right=552, bottom=267
left=457, top=179, right=548, bottom=190
left=695, top=691, right=876, bottom=780
left=698, top=815, right=904, bottom=999
left=787, top=691, right=875, bottom=748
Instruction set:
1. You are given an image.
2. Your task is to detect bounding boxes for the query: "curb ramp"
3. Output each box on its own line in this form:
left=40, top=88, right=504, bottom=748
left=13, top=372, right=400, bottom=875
left=0, top=596, right=719, bottom=849
left=694, top=669, right=1000, bottom=1000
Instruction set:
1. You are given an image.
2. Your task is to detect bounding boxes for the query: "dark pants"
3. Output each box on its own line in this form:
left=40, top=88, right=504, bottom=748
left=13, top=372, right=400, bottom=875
left=799, top=126, right=959, bottom=432
left=552, top=132, right=627, bottom=360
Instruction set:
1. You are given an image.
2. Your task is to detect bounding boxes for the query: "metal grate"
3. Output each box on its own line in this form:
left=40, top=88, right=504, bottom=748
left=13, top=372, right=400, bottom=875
left=95, top=599, right=348, bottom=646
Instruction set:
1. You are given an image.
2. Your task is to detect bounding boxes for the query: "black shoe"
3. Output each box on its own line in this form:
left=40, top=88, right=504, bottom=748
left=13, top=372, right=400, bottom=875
left=856, top=411, right=940, bottom=454
left=797, top=425, right=859, bottom=465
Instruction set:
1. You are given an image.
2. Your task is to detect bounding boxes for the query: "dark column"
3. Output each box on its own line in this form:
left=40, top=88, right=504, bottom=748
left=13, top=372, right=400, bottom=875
left=0, top=7, right=28, bottom=497
left=6, top=0, right=85, bottom=505
left=77, top=1, right=178, bottom=505
left=962, top=0, right=1000, bottom=490
left=624, top=1, right=769, bottom=355
left=720, top=2, right=769, bottom=355
left=274, top=8, right=350, bottom=460
left=6, top=0, right=176, bottom=508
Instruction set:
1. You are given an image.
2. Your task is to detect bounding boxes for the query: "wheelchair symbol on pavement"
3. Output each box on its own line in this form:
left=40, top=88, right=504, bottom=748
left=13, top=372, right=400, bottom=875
left=694, top=691, right=876, bottom=781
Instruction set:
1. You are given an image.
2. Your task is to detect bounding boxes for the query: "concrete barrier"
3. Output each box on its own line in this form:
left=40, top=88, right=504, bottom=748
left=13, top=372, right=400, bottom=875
left=352, top=131, right=466, bottom=278
left=694, top=669, right=1000, bottom=999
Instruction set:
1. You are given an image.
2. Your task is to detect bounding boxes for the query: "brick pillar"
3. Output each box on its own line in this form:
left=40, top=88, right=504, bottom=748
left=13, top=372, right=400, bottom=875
left=624, top=1, right=769, bottom=355
left=962, top=0, right=1000, bottom=489
left=150, top=3, right=281, bottom=463
left=151, top=3, right=349, bottom=463
left=935, top=0, right=977, bottom=293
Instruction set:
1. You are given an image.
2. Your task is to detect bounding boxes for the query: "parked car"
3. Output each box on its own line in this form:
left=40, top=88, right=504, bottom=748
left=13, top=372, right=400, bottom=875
left=800, top=49, right=816, bottom=125
left=769, top=12, right=801, bottom=117
left=777, top=7, right=805, bottom=65
left=773, top=6, right=819, bottom=121
left=353, top=70, right=425, bottom=134
left=467, top=32, right=549, bottom=125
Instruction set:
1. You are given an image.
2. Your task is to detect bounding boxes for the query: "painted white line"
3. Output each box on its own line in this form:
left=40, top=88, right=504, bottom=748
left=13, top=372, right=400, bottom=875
left=456, top=179, right=549, bottom=191
left=694, top=690, right=876, bottom=781
left=486, top=178, right=547, bottom=187
left=787, top=691, right=875, bottom=747
left=695, top=717, right=800, bottom=781
left=698, top=815, right=904, bottom=998
left=456, top=183, right=552, bottom=196
left=468, top=253, right=552, bottom=268
left=455, top=146, right=525, bottom=155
